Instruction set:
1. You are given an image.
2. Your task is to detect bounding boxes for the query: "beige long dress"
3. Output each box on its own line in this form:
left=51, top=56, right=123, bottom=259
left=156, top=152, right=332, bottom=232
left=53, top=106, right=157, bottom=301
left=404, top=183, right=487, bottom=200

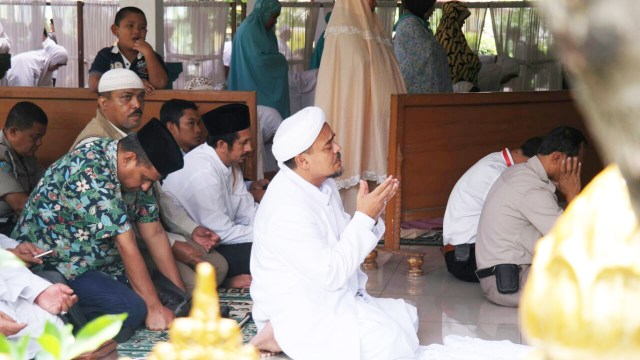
left=315, top=0, right=406, bottom=213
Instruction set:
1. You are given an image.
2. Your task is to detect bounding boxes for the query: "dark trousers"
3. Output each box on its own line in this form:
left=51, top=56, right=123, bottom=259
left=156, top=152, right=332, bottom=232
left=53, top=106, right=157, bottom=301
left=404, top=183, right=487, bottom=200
left=0, top=220, right=15, bottom=236
left=443, top=245, right=480, bottom=283
left=69, top=270, right=147, bottom=342
left=216, top=242, right=252, bottom=278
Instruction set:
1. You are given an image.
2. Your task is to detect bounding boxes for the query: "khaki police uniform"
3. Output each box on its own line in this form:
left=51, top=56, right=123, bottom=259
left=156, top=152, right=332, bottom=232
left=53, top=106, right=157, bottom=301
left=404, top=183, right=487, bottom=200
left=0, top=130, right=43, bottom=231
left=475, top=156, right=562, bottom=306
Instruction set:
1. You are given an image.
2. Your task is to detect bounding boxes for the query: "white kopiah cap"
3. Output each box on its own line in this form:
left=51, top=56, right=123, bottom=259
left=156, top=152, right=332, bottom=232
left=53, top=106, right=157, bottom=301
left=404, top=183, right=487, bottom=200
left=272, top=106, right=326, bottom=167
left=98, top=68, right=144, bottom=93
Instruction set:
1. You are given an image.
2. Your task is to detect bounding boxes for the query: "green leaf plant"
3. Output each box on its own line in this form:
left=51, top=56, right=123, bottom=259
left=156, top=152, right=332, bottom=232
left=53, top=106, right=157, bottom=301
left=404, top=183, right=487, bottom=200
left=0, top=313, right=126, bottom=360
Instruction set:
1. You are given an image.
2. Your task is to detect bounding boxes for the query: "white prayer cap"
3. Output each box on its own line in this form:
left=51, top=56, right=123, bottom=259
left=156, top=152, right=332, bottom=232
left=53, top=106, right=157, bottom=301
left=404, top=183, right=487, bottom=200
left=272, top=106, right=325, bottom=166
left=98, top=68, right=144, bottom=93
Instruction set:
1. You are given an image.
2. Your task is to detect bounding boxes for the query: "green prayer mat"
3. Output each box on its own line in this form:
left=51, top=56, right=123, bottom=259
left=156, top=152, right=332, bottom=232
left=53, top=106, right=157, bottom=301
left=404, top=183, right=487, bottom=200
left=117, top=288, right=255, bottom=359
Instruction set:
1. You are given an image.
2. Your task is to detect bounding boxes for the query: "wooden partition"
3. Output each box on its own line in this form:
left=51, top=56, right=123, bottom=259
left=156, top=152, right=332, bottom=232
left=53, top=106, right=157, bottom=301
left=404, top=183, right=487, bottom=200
left=0, top=87, right=258, bottom=179
left=383, top=91, right=603, bottom=250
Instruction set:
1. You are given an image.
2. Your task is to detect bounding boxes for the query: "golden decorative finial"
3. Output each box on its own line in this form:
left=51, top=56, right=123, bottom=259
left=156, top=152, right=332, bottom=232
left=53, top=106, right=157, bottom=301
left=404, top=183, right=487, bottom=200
left=147, top=263, right=259, bottom=360
left=521, top=165, right=640, bottom=359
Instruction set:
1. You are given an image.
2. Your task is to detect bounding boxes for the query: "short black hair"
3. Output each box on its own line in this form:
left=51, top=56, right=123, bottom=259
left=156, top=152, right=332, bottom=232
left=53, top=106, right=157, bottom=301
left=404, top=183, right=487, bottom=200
left=284, top=146, right=313, bottom=170
left=160, top=99, right=198, bottom=127
left=520, top=136, right=543, bottom=158
left=284, top=157, right=296, bottom=170
left=118, top=133, right=150, bottom=167
left=206, top=133, right=239, bottom=150
left=114, top=6, right=146, bottom=26
left=5, top=101, right=48, bottom=130
left=537, top=126, right=588, bottom=157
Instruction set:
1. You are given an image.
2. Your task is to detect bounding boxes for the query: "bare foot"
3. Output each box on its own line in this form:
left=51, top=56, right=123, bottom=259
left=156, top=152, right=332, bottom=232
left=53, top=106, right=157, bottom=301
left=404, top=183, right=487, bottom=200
left=250, top=321, right=282, bottom=356
left=225, top=274, right=252, bottom=288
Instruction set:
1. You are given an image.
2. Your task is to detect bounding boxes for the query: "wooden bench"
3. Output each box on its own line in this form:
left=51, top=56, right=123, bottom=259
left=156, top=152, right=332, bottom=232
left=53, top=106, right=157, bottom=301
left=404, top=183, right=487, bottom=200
left=0, top=87, right=259, bottom=179
left=376, top=91, right=604, bottom=276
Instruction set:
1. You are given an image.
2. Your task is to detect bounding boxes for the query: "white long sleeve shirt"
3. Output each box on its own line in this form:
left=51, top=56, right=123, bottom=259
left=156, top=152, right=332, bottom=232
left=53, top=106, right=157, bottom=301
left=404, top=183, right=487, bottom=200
left=0, top=259, right=62, bottom=359
left=443, top=149, right=514, bottom=246
left=162, top=143, right=257, bottom=245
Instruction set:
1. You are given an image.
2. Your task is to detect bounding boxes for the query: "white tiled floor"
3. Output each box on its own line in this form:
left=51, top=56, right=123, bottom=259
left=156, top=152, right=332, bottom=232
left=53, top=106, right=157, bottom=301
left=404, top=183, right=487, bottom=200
left=365, top=246, right=523, bottom=346
left=269, top=246, right=522, bottom=359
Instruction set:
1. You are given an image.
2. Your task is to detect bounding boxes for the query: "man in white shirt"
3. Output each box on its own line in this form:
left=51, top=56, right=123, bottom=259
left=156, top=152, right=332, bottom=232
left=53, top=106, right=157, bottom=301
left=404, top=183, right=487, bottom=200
left=163, top=104, right=264, bottom=288
left=442, top=137, right=542, bottom=282
left=249, top=107, right=424, bottom=359
left=1, top=247, right=77, bottom=358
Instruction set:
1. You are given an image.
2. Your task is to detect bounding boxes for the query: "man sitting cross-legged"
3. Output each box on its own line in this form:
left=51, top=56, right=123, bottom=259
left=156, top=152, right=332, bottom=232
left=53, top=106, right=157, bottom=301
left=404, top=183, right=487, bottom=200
left=249, top=107, right=425, bottom=359
left=163, top=104, right=266, bottom=288
left=12, top=119, right=185, bottom=342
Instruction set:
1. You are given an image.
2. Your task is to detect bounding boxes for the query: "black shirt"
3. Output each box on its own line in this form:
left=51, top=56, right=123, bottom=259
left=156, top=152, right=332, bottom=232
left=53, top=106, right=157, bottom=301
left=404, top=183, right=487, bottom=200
left=89, top=45, right=168, bottom=82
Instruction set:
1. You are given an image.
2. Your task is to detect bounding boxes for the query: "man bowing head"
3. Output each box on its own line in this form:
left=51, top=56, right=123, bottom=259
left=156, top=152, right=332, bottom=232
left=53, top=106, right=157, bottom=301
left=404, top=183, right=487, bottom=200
left=249, top=107, right=421, bottom=359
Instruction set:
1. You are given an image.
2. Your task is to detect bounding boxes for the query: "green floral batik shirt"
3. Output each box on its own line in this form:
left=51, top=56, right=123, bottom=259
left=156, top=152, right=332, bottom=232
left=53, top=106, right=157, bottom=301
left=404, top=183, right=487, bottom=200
left=11, top=138, right=159, bottom=279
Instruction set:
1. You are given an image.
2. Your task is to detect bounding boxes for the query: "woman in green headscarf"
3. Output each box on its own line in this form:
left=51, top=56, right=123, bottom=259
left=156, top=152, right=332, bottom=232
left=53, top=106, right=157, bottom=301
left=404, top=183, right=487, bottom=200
left=228, top=0, right=290, bottom=118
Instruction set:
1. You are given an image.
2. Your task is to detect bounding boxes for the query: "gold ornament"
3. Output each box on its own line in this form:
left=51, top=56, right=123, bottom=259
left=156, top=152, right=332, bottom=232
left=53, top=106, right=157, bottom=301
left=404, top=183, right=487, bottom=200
left=147, top=263, right=259, bottom=360
left=521, top=165, right=640, bottom=359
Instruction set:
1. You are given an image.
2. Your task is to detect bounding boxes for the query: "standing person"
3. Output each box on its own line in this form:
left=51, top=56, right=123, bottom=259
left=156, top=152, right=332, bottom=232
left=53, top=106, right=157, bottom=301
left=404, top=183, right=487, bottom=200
left=0, top=102, right=48, bottom=235
left=475, top=127, right=587, bottom=307
left=315, top=0, right=406, bottom=214
left=6, top=38, right=67, bottom=87
left=435, top=1, right=482, bottom=88
left=88, top=6, right=169, bottom=94
left=228, top=0, right=290, bottom=118
left=442, top=137, right=542, bottom=282
left=394, top=0, right=452, bottom=94
left=0, top=21, right=10, bottom=54
left=309, top=12, right=331, bottom=70
left=277, top=25, right=292, bottom=59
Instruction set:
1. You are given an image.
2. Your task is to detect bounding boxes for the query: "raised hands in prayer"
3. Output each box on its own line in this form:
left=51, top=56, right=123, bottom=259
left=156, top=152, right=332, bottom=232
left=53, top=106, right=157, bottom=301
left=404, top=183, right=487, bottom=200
left=356, top=175, right=400, bottom=221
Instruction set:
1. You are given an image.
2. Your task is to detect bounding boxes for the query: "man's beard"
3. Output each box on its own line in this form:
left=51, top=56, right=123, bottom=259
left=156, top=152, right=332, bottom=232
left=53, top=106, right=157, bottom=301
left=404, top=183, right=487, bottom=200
left=330, top=167, right=344, bottom=178
left=330, top=152, right=343, bottom=178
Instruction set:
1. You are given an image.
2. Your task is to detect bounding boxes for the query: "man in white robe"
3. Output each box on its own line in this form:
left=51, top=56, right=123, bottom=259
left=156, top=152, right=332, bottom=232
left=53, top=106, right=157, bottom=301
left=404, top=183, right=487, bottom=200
left=0, top=249, right=77, bottom=359
left=163, top=104, right=267, bottom=288
left=249, top=106, right=422, bottom=359
left=6, top=38, right=67, bottom=87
